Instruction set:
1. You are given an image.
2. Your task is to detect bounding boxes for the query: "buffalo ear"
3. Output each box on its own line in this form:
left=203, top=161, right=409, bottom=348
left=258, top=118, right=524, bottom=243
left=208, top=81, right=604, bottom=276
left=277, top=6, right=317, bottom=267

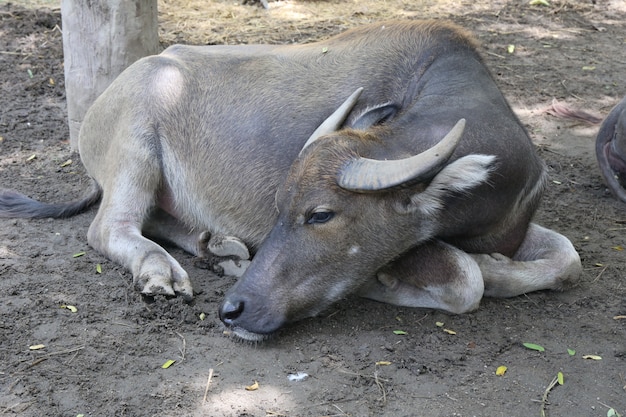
left=397, top=154, right=496, bottom=215
left=348, top=103, right=398, bottom=130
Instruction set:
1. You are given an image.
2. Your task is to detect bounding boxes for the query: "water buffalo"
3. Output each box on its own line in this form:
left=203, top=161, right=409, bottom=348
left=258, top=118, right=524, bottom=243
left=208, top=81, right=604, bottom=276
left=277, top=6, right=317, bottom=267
left=596, top=95, right=626, bottom=202
left=0, top=20, right=581, bottom=341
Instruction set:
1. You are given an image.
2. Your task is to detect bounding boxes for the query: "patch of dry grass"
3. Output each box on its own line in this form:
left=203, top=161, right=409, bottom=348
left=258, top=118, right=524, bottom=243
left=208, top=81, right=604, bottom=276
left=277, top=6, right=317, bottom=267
left=7, top=0, right=60, bottom=8
left=157, top=0, right=505, bottom=45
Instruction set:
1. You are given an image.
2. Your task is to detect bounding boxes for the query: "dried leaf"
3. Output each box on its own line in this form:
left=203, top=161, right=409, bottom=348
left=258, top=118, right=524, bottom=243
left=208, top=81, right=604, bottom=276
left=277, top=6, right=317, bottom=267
left=612, top=246, right=624, bottom=251
left=49, top=78, right=55, bottom=86
left=61, top=304, right=78, bottom=313
left=582, top=354, right=602, bottom=360
left=443, top=328, right=456, bottom=335
left=522, top=342, right=545, bottom=352
left=60, top=159, right=72, bottom=167
left=245, top=380, right=259, bottom=391
left=376, top=361, right=392, bottom=366
left=29, top=344, right=45, bottom=350
left=161, top=359, right=176, bottom=369
left=529, top=0, right=550, bottom=5
left=496, top=365, right=507, bottom=376
left=613, top=315, right=626, bottom=320
left=26, top=154, right=36, bottom=161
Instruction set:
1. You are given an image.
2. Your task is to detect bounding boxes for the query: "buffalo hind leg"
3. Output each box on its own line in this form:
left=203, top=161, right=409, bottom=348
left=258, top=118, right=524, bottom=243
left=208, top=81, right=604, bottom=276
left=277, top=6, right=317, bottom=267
left=86, top=134, right=196, bottom=300
left=88, top=193, right=195, bottom=300
left=358, top=240, right=484, bottom=314
left=471, top=223, right=581, bottom=298
left=142, top=208, right=203, bottom=255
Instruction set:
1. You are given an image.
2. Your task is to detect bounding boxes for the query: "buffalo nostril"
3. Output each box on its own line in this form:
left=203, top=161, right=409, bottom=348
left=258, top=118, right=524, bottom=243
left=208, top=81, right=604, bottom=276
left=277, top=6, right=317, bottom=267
left=219, top=299, right=244, bottom=324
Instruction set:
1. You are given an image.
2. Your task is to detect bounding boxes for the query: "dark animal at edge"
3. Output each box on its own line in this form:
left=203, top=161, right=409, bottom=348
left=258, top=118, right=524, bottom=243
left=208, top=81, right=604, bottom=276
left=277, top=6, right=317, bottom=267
left=0, top=20, right=581, bottom=341
left=596, top=95, right=626, bottom=202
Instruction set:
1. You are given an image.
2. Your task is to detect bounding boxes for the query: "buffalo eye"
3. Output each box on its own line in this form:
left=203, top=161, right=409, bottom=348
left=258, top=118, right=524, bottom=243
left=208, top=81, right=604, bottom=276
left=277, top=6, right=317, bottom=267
left=307, top=210, right=334, bottom=224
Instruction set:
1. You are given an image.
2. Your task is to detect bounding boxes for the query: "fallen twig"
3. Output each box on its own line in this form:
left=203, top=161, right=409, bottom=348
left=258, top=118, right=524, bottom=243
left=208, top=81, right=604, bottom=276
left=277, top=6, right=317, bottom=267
left=445, top=392, right=458, bottom=401
left=598, top=401, right=623, bottom=417
left=175, top=331, right=186, bottom=362
left=265, top=411, right=288, bottom=417
left=0, top=51, right=29, bottom=55
left=592, top=265, right=608, bottom=283
left=330, top=403, right=349, bottom=416
left=111, top=321, right=140, bottom=329
left=202, top=368, right=214, bottom=403
left=337, top=368, right=389, bottom=382
left=26, top=358, right=47, bottom=369
left=484, top=50, right=506, bottom=59
left=373, top=370, right=387, bottom=404
left=540, top=375, right=560, bottom=417
left=40, top=345, right=85, bottom=358
left=1, top=401, right=35, bottom=415
left=12, top=345, right=86, bottom=372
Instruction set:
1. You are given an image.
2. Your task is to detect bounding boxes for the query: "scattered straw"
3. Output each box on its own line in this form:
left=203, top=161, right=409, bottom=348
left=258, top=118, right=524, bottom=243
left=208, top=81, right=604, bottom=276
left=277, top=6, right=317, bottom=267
left=540, top=374, right=560, bottom=417
left=203, top=368, right=214, bottom=403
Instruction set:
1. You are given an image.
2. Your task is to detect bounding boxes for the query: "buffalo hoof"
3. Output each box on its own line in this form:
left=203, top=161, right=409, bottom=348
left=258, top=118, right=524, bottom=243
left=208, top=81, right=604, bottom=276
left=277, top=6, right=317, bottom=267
left=132, top=252, right=194, bottom=301
left=196, top=232, right=251, bottom=277
left=208, top=235, right=250, bottom=260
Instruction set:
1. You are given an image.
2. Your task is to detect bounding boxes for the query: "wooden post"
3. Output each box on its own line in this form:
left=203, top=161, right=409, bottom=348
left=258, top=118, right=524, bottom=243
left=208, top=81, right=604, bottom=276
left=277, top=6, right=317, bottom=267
left=61, top=0, right=159, bottom=150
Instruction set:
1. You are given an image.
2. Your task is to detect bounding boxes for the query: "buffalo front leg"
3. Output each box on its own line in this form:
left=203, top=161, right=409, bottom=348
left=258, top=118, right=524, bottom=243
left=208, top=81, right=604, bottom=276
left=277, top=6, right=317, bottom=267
left=471, top=223, right=581, bottom=298
left=358, top=240, right=484, bottom=314
left=87, top=182, right=194, bottom=301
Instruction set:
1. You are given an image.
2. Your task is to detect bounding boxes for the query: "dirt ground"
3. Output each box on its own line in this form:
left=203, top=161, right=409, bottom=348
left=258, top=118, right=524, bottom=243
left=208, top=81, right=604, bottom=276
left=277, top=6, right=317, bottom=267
left=1, top=1, right=625, bottom=416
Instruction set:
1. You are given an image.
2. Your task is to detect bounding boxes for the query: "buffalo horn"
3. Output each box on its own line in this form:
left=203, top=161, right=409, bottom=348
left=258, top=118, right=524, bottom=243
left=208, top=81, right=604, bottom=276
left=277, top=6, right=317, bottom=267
left=299, top=87, right=364, bottom=156
left=338, top=119, right=466, bottom=192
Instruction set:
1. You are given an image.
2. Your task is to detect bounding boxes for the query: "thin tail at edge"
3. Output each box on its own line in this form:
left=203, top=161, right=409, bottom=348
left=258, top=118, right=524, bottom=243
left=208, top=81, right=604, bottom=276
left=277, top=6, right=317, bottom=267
left=0, top=180, right=102, bottom=219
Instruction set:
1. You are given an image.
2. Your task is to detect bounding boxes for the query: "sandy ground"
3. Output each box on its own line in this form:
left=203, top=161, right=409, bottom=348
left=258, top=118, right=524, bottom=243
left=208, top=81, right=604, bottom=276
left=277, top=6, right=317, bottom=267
left=1, top=1, right=625, bottom=416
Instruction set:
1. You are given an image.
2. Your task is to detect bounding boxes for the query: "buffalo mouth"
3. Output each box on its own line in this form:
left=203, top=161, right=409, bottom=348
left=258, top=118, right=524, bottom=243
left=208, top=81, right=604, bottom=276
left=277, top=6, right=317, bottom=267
left=222, top=325, right=272, bottom=343
left=218, top=296, right=287, bottom=342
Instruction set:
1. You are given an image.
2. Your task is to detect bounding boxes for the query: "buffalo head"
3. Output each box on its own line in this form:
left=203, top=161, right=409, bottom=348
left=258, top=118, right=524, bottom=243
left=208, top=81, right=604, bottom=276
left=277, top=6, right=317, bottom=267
left=219, top=89, right=495, bottom=340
